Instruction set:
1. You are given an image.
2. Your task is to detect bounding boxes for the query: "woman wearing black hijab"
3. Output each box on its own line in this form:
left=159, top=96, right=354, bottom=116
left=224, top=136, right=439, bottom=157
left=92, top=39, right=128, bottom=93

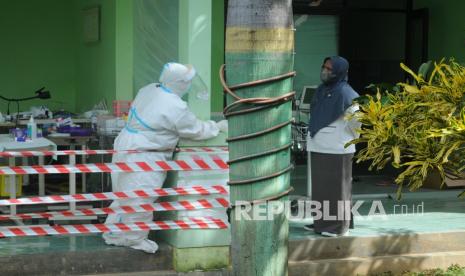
left=304, top=56, right=360, bottom=237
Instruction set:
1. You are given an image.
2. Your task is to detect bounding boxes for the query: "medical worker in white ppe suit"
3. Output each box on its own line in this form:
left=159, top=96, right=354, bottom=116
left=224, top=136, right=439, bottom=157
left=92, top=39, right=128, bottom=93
left=103, top=62, right=228, bottom=253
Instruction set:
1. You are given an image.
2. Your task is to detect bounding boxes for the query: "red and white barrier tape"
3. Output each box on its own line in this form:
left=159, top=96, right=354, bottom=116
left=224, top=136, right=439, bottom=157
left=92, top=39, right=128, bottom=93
left=0, top=185, right=228, bottom=206
left=0, top=158, right=228, bottom=175
left=0, top=198, right=230, bottom=221
left=180, top=147, right=228, bottom=153
left=0, top=217, right=228, bottom=237
left=0, top=149, right=138, bottom=157
left=0, top=147, right=228, bottom=158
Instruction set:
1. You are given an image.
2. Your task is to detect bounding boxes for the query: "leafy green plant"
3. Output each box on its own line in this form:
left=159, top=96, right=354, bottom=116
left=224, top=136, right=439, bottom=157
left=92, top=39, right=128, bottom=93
left=348, top=59, right=465, bottom=199
left=367, top=264, right=465, bottom=275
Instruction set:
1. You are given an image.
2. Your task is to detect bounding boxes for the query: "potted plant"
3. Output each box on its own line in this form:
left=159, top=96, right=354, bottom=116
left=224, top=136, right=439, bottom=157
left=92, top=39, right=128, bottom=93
left=348, top=59, right=465, bottom=198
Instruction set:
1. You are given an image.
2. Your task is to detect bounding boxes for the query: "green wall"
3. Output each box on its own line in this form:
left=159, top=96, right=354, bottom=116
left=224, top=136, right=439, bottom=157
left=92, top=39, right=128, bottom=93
left=211, top=0, right=225, bottom=113
left=115, top=0, right=133, bottom=101
left=74, top=0, right=116, bottom=113
left=0, top=0, right=132, bottom=115
left=0, top=0, right=223, bottom=116
left=293, top=15, right=339, bottom=99
left=415, top=0, right=465, bottom=63
left=179, top=0, right=213, bottom=121
left=0, top=0, right=76, bottom=113
left=133, top=0, right=179, bottom=93
left=134, top=0, right=223, bottom=115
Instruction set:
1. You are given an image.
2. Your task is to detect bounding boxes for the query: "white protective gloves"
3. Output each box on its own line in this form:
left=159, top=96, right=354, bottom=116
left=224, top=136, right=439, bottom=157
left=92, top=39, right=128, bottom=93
left=216, top=120, right=228, bottom=133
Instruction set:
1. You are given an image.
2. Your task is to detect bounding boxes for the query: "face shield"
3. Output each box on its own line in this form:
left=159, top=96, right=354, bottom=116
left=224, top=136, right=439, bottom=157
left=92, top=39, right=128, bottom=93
left=187, top=74, right=210, bottom=101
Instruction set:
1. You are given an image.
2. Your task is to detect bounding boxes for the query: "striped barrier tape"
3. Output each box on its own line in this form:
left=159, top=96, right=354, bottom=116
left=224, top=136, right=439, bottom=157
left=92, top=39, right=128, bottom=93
left=0, top=158, right=229, bottom=175
left=180, top=147, right=228, bottom=153
left=0, top=217, right=228, bottom=237
left=0, top=185, right=228, bottom=206
left=0, top=198, right=230, bottom=221
left=0, top=147, right=228, bottom=158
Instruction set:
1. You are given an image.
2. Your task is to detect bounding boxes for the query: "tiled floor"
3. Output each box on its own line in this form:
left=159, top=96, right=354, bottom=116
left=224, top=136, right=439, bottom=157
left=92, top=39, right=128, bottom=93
left=0, top=234, right=113, bottom=256
left=290, top=193, right=465, bottom=240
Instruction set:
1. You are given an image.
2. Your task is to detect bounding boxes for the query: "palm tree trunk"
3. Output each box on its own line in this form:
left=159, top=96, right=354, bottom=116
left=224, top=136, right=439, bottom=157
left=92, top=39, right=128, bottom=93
left=225, top=0, right=295, bottom=275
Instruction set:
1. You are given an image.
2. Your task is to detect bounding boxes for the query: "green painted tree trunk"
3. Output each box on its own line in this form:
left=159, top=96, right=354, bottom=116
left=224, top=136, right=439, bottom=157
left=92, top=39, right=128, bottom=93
left=225, top=1, right=294, bottom=275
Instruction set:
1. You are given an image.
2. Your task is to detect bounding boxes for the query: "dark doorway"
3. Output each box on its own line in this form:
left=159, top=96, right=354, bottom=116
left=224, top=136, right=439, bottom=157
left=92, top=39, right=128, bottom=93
left=293, top=0, right=429, bottom=177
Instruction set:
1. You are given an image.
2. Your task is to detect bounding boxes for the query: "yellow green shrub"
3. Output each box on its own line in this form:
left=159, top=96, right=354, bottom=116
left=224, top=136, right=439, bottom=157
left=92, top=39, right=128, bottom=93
left=349, top=59, right=465, bottom=198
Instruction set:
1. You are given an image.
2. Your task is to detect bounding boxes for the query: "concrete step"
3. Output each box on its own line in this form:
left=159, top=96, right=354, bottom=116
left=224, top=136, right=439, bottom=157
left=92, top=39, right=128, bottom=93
left=289, top=250, right=465, bottom=276
left=83, top=271, right=179, bottom=276
left=4, top=230, right=465, bottom=275
left=83, top=270, right=232, bottom=276
left=289, top=231, right=465, bottom=262
left=80, top=250, right=465, bottom=276
left=0, top=242, right=173, bottom=276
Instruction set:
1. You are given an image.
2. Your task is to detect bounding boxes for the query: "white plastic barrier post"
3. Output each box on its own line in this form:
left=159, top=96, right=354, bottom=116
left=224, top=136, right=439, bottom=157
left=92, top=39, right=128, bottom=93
left=69, top=154, right=76, bottom=212
left=9, top=157, right=16, bottom=215
left=21, top=157, right=29, bottom=187
left=81, top=145, right=87, bottom=193
left=38, top=156, right=45, bottom=196
left=307, top=151, right=312, bottom=199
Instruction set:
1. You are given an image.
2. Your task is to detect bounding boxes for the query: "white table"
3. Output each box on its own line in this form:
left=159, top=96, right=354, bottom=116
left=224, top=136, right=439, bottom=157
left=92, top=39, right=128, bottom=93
left=46, top=135, right=94, bottom=212
left=0, top=135, right=56, bottom=215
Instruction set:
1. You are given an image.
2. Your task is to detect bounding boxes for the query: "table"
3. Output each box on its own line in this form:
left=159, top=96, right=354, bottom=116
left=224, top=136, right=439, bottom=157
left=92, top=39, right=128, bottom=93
left=0, top=118, right=91, bottom=128
left=46, top=136, right=94, bottom=212
left=0, top=135, right=56, bottom=215
left=97, top=133, right=117, bottom=192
